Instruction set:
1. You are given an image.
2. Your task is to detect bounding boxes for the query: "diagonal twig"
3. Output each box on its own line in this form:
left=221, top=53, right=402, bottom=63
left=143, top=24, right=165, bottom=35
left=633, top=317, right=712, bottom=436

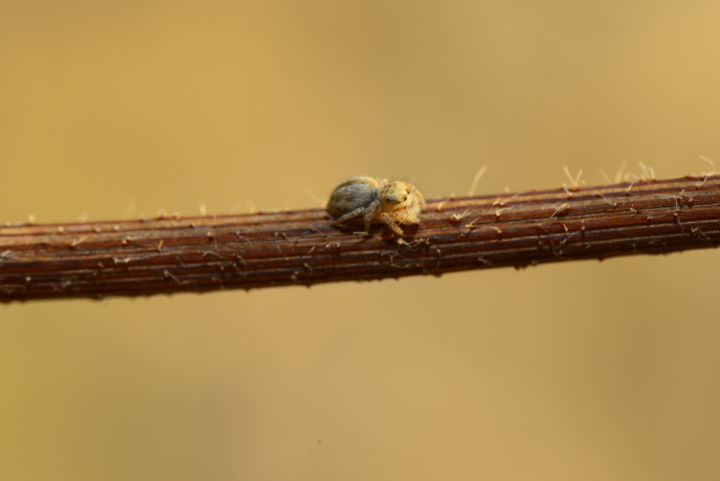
left=1, top=174, right=719, bottom=302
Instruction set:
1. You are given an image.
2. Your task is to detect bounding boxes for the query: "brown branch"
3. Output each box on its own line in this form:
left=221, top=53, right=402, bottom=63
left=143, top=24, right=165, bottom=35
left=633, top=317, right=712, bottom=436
left=1, top=174, right=719, bottom=302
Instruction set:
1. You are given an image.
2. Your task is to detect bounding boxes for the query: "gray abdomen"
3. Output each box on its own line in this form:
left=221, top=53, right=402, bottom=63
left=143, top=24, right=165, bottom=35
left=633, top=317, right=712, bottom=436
left=327, top=181, right=378, bottom=218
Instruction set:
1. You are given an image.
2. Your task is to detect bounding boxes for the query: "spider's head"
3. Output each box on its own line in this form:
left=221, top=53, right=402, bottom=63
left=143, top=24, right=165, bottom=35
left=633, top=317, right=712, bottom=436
left=380, top=181, right=412, bottom=207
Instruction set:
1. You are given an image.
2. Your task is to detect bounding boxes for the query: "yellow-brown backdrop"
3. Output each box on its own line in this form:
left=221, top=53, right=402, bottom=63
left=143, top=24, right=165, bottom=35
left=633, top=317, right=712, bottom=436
left=2, top=1, right=719, bottom=479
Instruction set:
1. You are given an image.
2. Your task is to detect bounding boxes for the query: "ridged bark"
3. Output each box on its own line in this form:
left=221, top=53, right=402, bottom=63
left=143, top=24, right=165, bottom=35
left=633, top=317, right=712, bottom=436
left=1, top=175, right=718, bottom=302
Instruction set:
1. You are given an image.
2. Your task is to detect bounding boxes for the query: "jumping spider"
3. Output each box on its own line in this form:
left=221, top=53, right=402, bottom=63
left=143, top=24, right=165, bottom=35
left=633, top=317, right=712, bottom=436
left=327, top=176, right=426, bottom=237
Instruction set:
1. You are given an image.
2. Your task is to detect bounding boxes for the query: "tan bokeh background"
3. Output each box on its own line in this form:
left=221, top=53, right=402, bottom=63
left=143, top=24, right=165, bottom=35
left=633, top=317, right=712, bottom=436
left=2, top=1, right=720, bottom=479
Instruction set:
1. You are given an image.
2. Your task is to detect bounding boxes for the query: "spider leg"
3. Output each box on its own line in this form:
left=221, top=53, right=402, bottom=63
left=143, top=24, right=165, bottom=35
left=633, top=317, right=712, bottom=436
left=379, top=212, right=405, bottom=236
left=333, top=206, right=367, bottom=225
left=362, top=200, right=381, bottom=234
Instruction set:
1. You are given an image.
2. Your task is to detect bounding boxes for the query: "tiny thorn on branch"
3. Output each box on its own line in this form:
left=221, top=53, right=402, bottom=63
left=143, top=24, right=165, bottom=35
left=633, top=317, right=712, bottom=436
left=1, top=174, right=720, bottom=302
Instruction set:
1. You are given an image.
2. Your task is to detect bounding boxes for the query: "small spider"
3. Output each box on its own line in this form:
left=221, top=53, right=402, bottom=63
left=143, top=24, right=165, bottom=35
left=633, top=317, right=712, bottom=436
left=327, top=176, right=426, bottom=237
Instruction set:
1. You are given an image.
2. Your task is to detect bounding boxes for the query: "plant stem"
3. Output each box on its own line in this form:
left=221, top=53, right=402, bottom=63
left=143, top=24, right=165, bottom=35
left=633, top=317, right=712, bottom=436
left=1, top=174, right=719, bottom=302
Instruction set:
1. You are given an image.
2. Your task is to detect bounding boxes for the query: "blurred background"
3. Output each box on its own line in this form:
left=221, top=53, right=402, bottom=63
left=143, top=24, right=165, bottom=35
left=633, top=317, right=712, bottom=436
left=2, top=1, right=720, bottom=479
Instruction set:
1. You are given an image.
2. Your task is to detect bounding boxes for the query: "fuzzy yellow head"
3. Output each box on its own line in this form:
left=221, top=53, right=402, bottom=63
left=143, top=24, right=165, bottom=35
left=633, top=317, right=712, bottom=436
left=379, top=181, right=412, bottom=206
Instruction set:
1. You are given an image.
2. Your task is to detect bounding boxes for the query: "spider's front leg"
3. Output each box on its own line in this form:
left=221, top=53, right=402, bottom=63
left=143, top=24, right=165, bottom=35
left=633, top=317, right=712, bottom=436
left=378, top=212, right=405, bottom=236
